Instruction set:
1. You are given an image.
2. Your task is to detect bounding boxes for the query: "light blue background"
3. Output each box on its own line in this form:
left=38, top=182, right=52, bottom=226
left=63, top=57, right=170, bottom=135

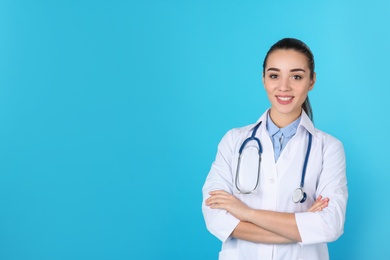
left=0, top=0, right=389, bottom=259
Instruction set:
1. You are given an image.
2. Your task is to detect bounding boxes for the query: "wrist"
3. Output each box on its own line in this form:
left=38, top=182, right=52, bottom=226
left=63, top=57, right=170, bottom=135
left=244, top=208, right=256, bottom=222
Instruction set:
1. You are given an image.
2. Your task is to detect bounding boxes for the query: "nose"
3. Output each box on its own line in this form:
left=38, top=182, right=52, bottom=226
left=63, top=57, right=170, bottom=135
left=279, top=76, right=290, bottom=92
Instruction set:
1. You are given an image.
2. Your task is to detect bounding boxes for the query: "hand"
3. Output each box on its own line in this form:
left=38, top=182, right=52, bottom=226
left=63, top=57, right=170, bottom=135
left=308, top=195, right=329, bottom=212
left=205, top=190, right=251, bottom=221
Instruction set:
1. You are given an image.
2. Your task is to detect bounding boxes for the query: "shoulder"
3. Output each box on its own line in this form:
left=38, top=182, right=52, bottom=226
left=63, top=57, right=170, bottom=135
left=313, top=128, right=345, bottom=155
left=211, top=124, right=253, bottom=158
left=227, top=123, right=254, bottom=136
left=218, top=110, right=268, bottom=147
left=221, top=123, right=255, bottom=143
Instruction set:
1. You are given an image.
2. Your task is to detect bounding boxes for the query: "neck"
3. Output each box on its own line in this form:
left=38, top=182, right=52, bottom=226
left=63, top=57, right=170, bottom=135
left=269, top=109, right=302, bottom=128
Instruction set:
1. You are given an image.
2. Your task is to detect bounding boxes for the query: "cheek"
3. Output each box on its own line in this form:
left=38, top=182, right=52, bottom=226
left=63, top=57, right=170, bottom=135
left=297, top=89, right=310, bottom=102
left=263, top=81, right=276, bottom=92
left=264, top=87, right=274, bottom=98
left=297, top=83, right=312, bottom=95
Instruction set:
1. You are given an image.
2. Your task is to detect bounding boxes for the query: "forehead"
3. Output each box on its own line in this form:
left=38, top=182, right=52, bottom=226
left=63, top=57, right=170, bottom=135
left=265, top=49, right=309, bottom=70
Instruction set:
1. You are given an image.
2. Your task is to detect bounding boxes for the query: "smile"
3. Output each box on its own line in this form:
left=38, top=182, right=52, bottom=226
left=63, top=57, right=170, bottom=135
left=276, top=96, right=293, bottom=101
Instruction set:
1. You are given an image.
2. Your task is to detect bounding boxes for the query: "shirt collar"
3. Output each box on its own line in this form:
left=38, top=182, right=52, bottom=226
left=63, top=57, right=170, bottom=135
left=266, top=112, right=279, bottom=136
left=253, top=108, right=316, bottom=137
left=266, top=112, right=301, bottom=138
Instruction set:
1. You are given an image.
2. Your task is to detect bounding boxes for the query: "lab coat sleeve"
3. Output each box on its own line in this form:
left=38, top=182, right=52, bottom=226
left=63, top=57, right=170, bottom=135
left=202, top=130, right=240, bottom=242
left=296, top=136, right=348, bottom=245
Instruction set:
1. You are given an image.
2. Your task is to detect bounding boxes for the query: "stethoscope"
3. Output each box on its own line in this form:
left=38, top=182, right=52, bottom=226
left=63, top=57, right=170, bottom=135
left=235, top=121, right=312, bottom=203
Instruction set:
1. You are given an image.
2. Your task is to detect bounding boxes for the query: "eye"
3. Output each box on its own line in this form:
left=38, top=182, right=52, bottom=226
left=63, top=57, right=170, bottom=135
left=269, top=74, right=278, bottom=79
left=292, top=75, right=302, bottom=80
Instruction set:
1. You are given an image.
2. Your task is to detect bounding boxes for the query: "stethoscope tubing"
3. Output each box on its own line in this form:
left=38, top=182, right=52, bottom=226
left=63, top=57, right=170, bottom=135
left=300, top=133, right=312, bottom=188
left=235, top=121, right=312, bottom=202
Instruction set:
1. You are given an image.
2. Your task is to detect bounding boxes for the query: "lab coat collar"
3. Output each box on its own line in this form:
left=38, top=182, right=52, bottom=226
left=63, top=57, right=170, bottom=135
left=299, top=110, right=316, bottom=137
left=252, top=109, right=316, bottom=137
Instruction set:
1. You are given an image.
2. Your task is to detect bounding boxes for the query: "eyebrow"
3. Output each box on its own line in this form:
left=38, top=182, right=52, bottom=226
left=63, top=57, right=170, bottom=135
left=267, top=68, right=306, bottom=73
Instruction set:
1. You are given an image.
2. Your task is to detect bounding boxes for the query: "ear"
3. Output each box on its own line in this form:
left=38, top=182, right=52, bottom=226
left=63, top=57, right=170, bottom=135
left=309, top=72, right=316, bottom=91
left=262, top=73, right=265, bottom=87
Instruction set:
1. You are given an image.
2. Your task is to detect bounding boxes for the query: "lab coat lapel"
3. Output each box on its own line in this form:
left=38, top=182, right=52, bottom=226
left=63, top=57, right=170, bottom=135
left=276, top=111, right=315, bottom=180
left=276, top=127, right=310, bottom=188
left=259, top=123, right=279, bottom=211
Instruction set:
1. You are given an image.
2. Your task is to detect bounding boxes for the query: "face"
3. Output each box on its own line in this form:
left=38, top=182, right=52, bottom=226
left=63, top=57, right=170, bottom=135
left=263, top=49, right=316, bottom=126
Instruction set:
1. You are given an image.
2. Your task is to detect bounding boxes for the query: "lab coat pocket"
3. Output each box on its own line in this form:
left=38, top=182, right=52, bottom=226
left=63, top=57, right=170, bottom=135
left=218, top=249, right=238, bottom=260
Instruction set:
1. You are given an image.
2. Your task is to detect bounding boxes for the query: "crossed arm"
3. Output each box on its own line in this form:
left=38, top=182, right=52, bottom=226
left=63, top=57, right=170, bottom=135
left=205, top=190, right=329, bottom=244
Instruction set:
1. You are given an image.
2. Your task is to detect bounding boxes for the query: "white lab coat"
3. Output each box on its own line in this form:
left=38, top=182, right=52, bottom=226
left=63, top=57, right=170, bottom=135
left=202, top=110, right=348, bottom=260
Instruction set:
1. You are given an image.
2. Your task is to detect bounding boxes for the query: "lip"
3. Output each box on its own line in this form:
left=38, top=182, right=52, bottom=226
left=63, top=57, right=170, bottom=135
left=276, top=95, right=294, bottom=105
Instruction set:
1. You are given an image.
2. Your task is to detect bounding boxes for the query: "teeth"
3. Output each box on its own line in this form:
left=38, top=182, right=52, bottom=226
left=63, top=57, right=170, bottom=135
left=277, top=96, right=292, bottom=101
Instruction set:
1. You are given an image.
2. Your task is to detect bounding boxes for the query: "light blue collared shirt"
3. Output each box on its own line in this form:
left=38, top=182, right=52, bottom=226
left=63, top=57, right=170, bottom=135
left=266, top=113, right=301, bottom=162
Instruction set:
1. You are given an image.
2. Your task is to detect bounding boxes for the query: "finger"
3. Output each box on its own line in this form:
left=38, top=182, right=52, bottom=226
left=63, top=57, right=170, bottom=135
left=205, top=196, right=218, bottom=206
left=209, top=190, right=229, bottom=196
left=206, top=194, right=229, bottom=203
left=208, top=193, right=233, bottom=203
left=209, top=202, right=225, bottom=209
left=205, top=196, right=229, bottom=206
left=308, top=199, right=325, bottom=212
left=208, top=199, right=229, bottom=209
left=319, top=196, right=329, bottom=203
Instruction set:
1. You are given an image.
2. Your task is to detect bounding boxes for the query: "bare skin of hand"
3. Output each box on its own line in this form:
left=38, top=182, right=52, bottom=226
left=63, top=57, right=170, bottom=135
left=308, top=195, right=329, bottom=212
left=205, top=190, right=252, bottom=221
left=205, top=190, right=329, bottom=221
left=206, top=190, right=330, bottom=244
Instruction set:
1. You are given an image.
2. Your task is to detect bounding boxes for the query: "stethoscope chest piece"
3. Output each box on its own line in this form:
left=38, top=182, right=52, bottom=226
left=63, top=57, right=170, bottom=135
left=292, top=188, right=307, bottom=203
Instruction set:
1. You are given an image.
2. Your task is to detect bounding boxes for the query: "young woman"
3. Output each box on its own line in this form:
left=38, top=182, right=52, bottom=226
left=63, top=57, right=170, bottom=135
left=202, top=38, right=348, bottom=260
